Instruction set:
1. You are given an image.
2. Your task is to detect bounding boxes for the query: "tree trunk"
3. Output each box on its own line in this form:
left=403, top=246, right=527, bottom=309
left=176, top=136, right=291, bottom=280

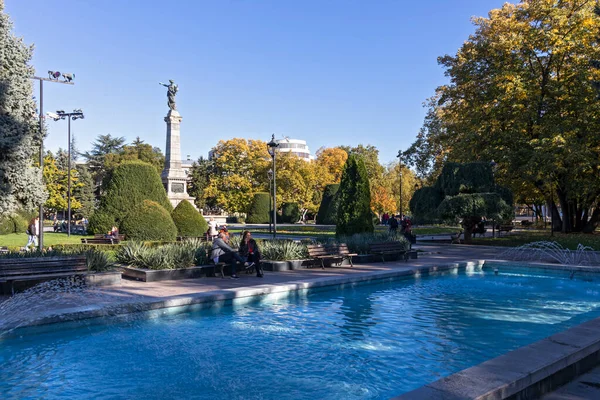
left=583, top=207, right=600, bottom=233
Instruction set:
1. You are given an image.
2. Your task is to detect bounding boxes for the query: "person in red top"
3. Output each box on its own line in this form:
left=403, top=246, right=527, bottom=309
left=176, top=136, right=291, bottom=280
left=238, top=231, right=264, bottom=278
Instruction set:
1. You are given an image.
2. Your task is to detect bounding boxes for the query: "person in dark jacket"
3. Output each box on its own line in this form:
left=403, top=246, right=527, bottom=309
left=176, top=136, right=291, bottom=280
left=239, top=231, right=264, bottom=278
left=210, top=231, right=245, bottom=279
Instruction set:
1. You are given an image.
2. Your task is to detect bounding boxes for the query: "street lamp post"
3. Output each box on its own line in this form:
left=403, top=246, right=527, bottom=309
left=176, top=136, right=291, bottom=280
left=396, top=151, right=403, bottom=216
left=490, top=160, right=498, bottom=238
left=267, top=134, right=279, bottom=240
left=31, top=71, right=75, bottom=250
left=268, top=169, right=273, bottom=234
left=47, top=109, right=85, bottom=237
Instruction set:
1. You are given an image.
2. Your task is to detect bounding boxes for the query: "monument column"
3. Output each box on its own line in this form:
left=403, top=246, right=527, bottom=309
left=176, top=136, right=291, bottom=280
left=159, top=80, right=195, bottom=208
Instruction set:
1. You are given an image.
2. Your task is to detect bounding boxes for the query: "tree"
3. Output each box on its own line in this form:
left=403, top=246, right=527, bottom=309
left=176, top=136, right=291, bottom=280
left=0, top=1, right=46, bottom=215
left=315, top=147, right=348, bottom=183
left=171, top=199, right=208, bottom=237
left=406, top=1, right=600, bottom=233
left=246, top=192, right=271, bottom=223
left=82, top=134, right=126, bottom=196
left=203, top=138, right=270, bottom=213
left=91, top=160, right=172, bottom=232
left=42, top=153, right=82, bottom=215
left=104, top=137, right=165, bottom=174
left=72, top=164, right=95, bottom=218
left=281, top=202, right=300, bottom=223
left=316, top=184, right=340, bottom=225
left=415, top=162, right=513, bottom=242
left=336, top=155, right=374, bottom=236
left=188, top=156, right=216, bottom=210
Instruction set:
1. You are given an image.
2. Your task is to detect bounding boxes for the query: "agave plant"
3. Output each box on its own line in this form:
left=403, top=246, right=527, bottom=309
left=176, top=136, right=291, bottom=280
left=261, top=240, right=307, bottom=261
left=85, top=249, right=113, bottom=272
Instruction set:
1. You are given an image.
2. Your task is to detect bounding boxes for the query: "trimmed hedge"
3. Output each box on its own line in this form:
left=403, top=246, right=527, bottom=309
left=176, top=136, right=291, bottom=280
left=171, top=200, right=208, bottom=237
left=281, top=202, right=300, bottom=223
left=97, top=160, right=172, bottom=227
left=121, top=200, right=177, bottom=241
left=316, top=184, right=339, bottom=225
left=87, top=212, right=116, bottom=235
left=246, top=192, right=271, bottom=224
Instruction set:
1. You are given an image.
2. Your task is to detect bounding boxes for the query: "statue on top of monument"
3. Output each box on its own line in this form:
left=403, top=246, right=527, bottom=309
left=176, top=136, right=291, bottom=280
left=159, top=80, right=178, bottom=110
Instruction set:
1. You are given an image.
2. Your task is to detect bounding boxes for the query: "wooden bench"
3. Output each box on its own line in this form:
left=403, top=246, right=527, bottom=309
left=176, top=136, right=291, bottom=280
left=176, top=235, right=209, bottom=242
left=0, top=256, right=88, bottom=295
left=208, top=261, right=254, bottom=278
left=82, top=237, right=121, bottom=245
left=498, top=225, right=514, bottom=235
left=450, top=231, right=463, bottom=244
left=306, top=244, right=357, bottom=269
left=368, top=242, right=409, bottom=263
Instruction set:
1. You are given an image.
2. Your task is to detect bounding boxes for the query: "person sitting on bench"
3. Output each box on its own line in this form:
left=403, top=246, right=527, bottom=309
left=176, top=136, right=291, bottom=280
left=239, top=231, right=264, bottom=278
left=211, top=231, right=245, bottom=279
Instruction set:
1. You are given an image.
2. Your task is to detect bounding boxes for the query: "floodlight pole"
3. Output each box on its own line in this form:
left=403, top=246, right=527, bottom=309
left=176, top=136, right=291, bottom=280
left=30, top=75, right=74, bottom=250
left=50, top=110, right=85, bottom=237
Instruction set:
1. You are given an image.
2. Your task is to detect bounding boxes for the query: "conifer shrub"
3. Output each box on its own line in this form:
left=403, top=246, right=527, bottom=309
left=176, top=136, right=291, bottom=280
left=246, top=192, right=271, bottom=223
left=87, top=212, right=116, bottom=235
left=120, top=200, right=177, bottom=241
left=336, top=155, right=374, bottom=236
left=316, top=184, right=339, bottom=225
left=97, top=160, right=172, bottom=227
left=171, top=200, right=208, bottom=237
left=0, top=216, right=14, bottom=235
left=281, top=202, right=300, bottom=223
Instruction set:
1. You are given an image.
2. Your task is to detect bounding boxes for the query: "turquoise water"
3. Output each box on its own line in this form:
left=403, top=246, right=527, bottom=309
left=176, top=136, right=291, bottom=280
left=2, top=265, right=600, bottom=399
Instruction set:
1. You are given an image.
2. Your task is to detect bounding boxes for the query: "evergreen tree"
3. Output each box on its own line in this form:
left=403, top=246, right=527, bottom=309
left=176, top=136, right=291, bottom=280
left=188, top=156, right=216, bottom=210
left=246, top=192, right=271, bottom=223
left=73, top=164, right=95, bottom=218
left=0, top=0, right=47, bottom=214
left=316, top=183, right=340, bottom=225
left=336, top=155, right=373, bottom=236
left=82, top=134, right=126, bottom=196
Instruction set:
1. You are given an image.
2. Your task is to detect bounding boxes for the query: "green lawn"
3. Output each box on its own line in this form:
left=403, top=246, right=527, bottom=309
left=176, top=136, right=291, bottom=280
left=470, top=230, right=600, bottom=250
left=0, top=232, right=94, bottom=248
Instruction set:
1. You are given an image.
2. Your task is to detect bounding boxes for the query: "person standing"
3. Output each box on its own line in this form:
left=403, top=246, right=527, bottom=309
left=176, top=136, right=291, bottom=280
left=25, top=216, right=39, bottom=250
left=211, top=231, right=245, bottom=279
left=208, top=217, right=218, bottom=239
left=239, top=231, right=264, bottom=278
left=389, top=215, right=399, bottom=235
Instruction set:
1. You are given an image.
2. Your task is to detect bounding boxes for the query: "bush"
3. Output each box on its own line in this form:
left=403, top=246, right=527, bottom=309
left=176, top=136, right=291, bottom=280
left=336, top=155, right=374, bottom=236
left=0, top=214, right=28, bottom=235
left=316, top=184, right=339, bottom=225
left=97, top=160, right=172, bottom=227
left=281, top=202, right=300, bottom=223
left=246, top=192, right=271, bottom=223
left=260, top=240, right=308, bottom=261
left=12, top=214, right=27, bottom=233
left=226, top=216, right=246, bottom=224
left=87, top=212, right=116, bottom=235
left=121, top=200, right=177, bottom=241
left=171, top=200, right=208, bottom=237
left=115, top=239, right=208, bottom=270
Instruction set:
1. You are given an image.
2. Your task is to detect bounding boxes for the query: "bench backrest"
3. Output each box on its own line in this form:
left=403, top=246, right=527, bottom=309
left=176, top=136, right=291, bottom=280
left=368, top=241, right=406, bottom=252
left=307, top=244, right=330, bottom=258
left=0, top=256, right=87, bottom=277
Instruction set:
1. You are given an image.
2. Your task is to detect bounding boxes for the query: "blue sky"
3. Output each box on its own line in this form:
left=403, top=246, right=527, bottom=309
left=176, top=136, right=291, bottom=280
left=6, top=0, right=505, bottom=164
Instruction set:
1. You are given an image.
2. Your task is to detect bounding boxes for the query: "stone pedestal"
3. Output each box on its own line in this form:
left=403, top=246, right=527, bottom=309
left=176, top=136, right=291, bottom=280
left=161, top=109, right=196, bottom=208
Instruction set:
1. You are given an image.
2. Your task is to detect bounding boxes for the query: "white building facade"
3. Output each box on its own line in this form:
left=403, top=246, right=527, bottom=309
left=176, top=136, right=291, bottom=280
left=275, top=138, right=314, bottom=161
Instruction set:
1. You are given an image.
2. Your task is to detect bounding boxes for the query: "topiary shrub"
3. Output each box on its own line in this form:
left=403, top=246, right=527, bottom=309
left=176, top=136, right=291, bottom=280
left=246, top=192, right=271, bottom=223
left=171, top=200, right=208, bottom=237
left=281, top=202, right=300, bottom=223
left=121, top=200, right=177, bottom=241
left=336, top=155, right=374, bottom=236
left=97, top=160, right=172, bottom=227
left=87, top=212, right=116, bottom=235
left=316, top=184, right=340, bottom=225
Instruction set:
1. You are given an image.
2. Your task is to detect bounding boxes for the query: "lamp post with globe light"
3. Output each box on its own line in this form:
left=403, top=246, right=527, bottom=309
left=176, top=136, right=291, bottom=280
left=267, top=135, right=279, bottom=239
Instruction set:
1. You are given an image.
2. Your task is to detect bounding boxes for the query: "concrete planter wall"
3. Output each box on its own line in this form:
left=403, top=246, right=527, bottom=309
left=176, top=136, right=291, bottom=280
left=120, top=266, right=207, bottom=282
left=85, top=271, right=122, bottom=286
left=261, top=259, right=306, bottom=272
